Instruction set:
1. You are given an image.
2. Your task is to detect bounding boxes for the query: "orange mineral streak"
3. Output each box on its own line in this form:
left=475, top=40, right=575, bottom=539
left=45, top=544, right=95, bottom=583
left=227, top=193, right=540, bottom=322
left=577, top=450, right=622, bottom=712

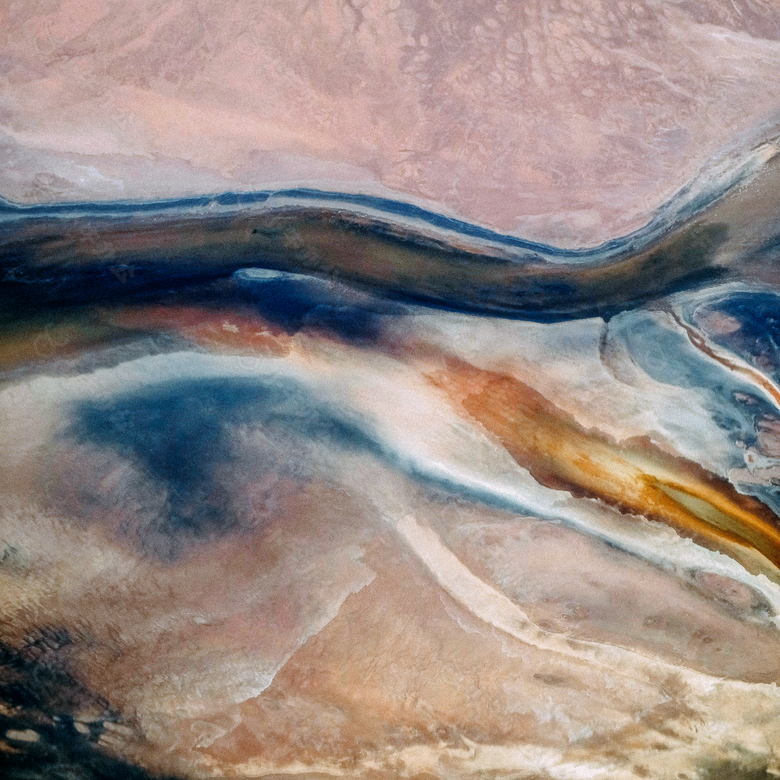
left=430, top=358, right=780, bottom=581
left=0, top=305, right=292, bottom=371
left=668, top=309, right=780, bottom=410
left=103, top=305, right=293, bottom=356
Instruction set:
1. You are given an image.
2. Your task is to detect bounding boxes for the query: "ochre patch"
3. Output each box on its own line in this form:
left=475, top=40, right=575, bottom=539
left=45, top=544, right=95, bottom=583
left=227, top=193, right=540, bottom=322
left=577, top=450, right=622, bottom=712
left=430, top=357, right=780, bottom=582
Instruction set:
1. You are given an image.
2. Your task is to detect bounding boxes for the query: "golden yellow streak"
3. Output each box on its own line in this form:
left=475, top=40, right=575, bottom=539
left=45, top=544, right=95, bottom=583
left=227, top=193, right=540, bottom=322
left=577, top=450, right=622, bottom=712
left=4, top=303, right=778, bottom=581
left=430, top=358, right=780, bottom=581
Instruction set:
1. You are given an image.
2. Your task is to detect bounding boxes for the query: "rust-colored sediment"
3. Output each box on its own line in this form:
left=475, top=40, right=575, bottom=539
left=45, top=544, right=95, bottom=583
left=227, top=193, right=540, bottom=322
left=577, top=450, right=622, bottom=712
left=6, top=301, right=780, bottom=583
left=669, top=308, right=780, bottom=409
left=430, top=358, right=780, bottom=581
left=104, top=305, right=293, bottom=355
left=0, top=305, right=292, bottom=371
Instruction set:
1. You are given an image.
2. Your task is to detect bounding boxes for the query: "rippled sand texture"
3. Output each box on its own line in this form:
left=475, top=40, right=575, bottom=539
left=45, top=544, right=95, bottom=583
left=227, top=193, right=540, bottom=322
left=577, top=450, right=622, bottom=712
left=4, top=2, right=780, bottom=780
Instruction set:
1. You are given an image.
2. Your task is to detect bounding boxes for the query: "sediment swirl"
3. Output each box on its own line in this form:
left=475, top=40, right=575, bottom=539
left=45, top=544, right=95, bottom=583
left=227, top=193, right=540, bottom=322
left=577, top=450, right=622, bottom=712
left=1, top=134, right=780, bottom=323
